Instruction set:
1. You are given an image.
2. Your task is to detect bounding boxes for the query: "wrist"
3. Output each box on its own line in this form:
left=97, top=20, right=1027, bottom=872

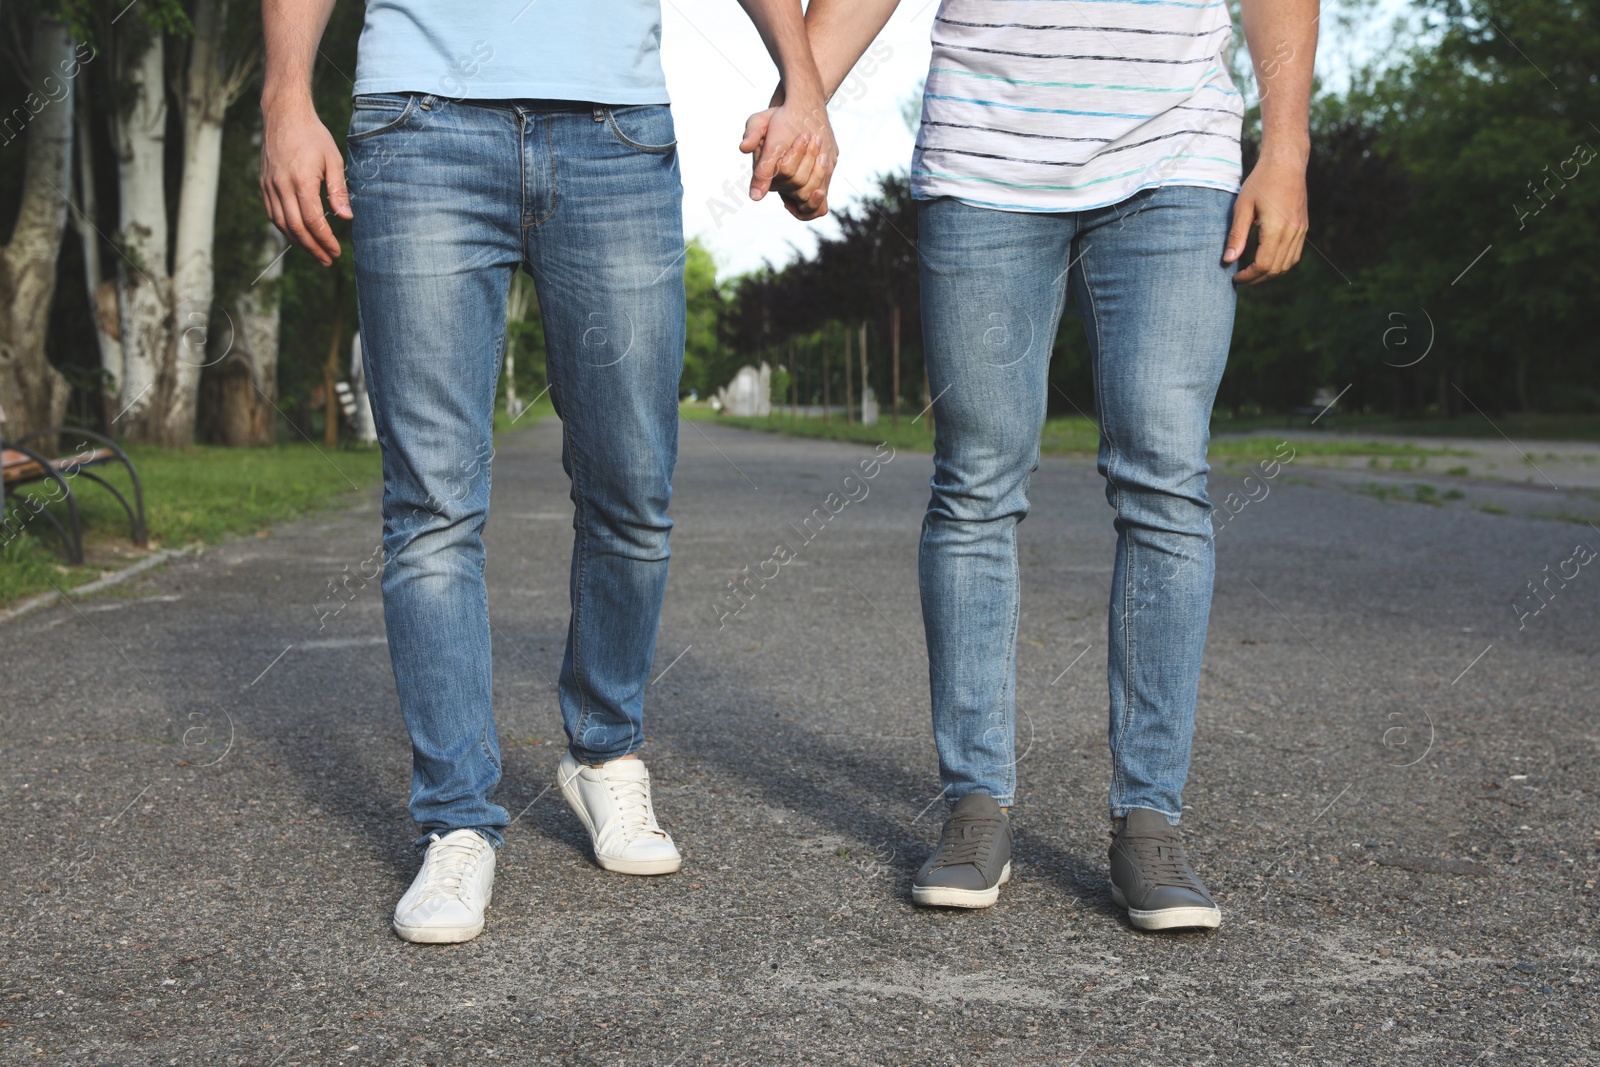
left=261, top=81, right=316, bottom=116
left=1256, top=136, right=1310, bottom=168
left=779, top=68, right=826, bottom=110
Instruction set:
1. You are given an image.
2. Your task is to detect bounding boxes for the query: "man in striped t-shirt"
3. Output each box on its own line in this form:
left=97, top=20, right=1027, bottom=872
left=755, top=0, right=1315, bottom=928
left=914, top=0, right=1245, bottom=212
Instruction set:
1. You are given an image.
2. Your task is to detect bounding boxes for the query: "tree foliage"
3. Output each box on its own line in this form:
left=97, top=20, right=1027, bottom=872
left=724, top=0, right=1600, bottom=421
left=9, top=0, right=1599, bottom=441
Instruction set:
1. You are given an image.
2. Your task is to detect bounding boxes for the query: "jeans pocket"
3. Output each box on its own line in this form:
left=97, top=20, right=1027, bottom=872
left=602, top=105, right=676, bottom=153
left=348, top=93, right=420, bottom=142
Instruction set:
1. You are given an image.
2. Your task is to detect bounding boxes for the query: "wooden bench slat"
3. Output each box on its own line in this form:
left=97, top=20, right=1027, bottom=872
left=2, top=449, right=45, bottom=484
left=2, top=447, right=114, bottom=486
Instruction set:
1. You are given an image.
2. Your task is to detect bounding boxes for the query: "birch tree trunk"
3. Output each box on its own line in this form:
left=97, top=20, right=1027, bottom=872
left=112, top=0, right=253, bottom=446
left=0, top=14, right=75, bottom=439
left=164, top=0, right=233, bottom=446
left=111, top=32, right=170, bottom=441
left=216, top=222, right=285, bottom=446
left=74, top=86, right=122, bottom=429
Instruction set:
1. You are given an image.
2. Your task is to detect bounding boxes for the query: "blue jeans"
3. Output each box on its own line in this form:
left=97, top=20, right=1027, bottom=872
left=917, top=187, right=1237, bottom=823
left=347, top=95, right=686, bottom=849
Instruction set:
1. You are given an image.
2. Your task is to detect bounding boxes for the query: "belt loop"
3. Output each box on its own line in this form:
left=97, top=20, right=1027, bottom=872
left=592, top=105, right=606, bottom=123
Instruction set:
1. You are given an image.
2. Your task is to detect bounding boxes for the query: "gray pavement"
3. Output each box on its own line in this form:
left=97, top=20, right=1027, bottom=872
left=2, top=417, right=1596, bottom=1066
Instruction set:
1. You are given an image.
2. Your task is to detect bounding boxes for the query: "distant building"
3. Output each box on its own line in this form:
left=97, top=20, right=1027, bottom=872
left=714, top=363, right=771, bottom=418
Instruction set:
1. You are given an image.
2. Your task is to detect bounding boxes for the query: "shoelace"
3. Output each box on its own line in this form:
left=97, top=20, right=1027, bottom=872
left=606, top=775, right=668, bottom=840
left=1117, top=831, right=1197, bottom=889
left=934, top=815, right=999, bottom=869
left=416, top=834, right=488, bottom=902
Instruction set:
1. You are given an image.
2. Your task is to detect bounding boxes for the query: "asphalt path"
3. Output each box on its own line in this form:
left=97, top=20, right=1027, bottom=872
left=2, top=416, right=1596, bottom=1065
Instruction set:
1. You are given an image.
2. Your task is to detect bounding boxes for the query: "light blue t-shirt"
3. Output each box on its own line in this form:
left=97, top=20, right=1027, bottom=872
left=353, top=1, right=669, bottom=105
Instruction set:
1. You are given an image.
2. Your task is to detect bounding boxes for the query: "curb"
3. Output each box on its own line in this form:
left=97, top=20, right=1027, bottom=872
left=0, top=543, right=203, bottom=626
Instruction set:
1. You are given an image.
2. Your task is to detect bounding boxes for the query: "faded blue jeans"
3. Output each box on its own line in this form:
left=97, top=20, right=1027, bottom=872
left=917, top=186, right=1237, bottom=824
left=348, top=95, right=686, bottom=849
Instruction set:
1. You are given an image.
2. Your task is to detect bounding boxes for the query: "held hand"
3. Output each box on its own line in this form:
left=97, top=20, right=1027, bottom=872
left=1224, top=149, right=1309, bottom=285
left=260, top=97, right=351, bottom=266
left=740, top=96, right=837, bottom=222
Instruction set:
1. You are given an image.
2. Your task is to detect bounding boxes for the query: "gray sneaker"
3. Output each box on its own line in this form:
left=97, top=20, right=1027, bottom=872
left=911, top=794, right=1012, bottom=908
left=1108, top=808, right=1222, bottom=931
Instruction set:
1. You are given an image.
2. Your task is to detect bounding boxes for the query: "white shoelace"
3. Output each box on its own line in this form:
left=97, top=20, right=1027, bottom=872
left=605, top=776, right=667, bottom=840
left=416, top=833, right=488, bottom=902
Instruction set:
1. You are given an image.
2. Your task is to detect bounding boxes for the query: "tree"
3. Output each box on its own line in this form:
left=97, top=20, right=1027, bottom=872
left=50, top=0, right=259, bottom=446
left=0, top=12, right=78, bottom=438
left=1358, top=0, right=1600, bottom=414
left=207, top=99, right=286, bottom=446
left=721, top=175, right=925, bottom=414
left=682, top=239, right=725, bottom=398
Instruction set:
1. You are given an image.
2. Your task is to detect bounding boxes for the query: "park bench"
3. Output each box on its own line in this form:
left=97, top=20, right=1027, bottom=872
left=1, top=428, right=148, bottom=566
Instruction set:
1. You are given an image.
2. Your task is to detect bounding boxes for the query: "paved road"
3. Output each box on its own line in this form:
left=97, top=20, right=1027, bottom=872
left=3, top=417, right=1596, bottom=1066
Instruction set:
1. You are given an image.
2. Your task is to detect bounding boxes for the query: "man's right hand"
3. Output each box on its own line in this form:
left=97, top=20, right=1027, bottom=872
left=260, top=96, right=351, bottom=266
left=739, top=0, right=902, bottom=222
left=741, top=97, right=836, bottom=221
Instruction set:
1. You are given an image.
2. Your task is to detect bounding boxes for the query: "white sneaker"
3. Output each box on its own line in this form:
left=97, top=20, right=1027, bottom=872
left=392, top=829, right=496, bottom=943
left=558, top=750, right=682, bottom=875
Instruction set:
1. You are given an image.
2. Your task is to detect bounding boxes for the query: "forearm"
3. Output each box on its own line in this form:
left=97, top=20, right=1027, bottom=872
left=736, top=0, right=825, bottom=104
left=802, top=0, right=901, bottom=101
left=1240, top=0, right=1317, bottom=163
left=261, top=0, right=338, bottom=109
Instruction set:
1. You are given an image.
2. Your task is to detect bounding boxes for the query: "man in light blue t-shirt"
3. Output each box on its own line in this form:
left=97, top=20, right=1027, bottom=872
left=260, top=1, right=837, bottom=944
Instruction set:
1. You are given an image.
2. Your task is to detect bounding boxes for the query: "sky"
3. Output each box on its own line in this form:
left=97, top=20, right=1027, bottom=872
left=658, top=0, right=1416, bottom=281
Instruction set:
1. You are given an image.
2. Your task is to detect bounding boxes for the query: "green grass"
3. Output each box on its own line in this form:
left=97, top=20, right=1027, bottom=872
left=682, top=405, right=944, bottom=454
left=1, top=443, right=386, bottom=607
left=698, top=404, right=1600, bottom=450
left=1354, top=482, right=1407, bottom=504
left=1, top=400, right=553, bottom=609
left=0, top=533, right=108, bottom=604
left=1208, top=411, right=1600, bottom=442
left=1211, top=439, right=1470, bottom=461
left=1351, top=481, right=1477, bottom=508
left=684, top=405, right=1473, bottom=461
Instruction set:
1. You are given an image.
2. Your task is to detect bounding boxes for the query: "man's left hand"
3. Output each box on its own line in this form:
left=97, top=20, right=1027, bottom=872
left=1224, top=149, right=1310, bottom=285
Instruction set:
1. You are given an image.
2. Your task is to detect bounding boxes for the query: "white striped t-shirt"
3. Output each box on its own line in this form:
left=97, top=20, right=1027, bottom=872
left=910, top=0, right=1244, bottom=213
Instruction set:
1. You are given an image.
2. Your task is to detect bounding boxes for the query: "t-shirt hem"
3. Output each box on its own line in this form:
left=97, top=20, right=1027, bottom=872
left=352, top=78, right=670, bottom=106
left=911, top=176, right=1242, bottom=215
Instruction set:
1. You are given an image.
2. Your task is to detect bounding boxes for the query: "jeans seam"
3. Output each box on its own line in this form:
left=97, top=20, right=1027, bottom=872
left=481, top=723, right=500, bottom=773
left=1078, top=242, right=1135, bottom=811
left=1002, top=521, right=1020, bottom=801
left=565, top=410, right=594, bottom=756
left=1079, top=241, right=1118, bottom=496
left=556, top=409, right=595, bottom=758
left=1113, top=541, right=1136, bottom=810
left=997, top=231, right=1067, bottom=805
